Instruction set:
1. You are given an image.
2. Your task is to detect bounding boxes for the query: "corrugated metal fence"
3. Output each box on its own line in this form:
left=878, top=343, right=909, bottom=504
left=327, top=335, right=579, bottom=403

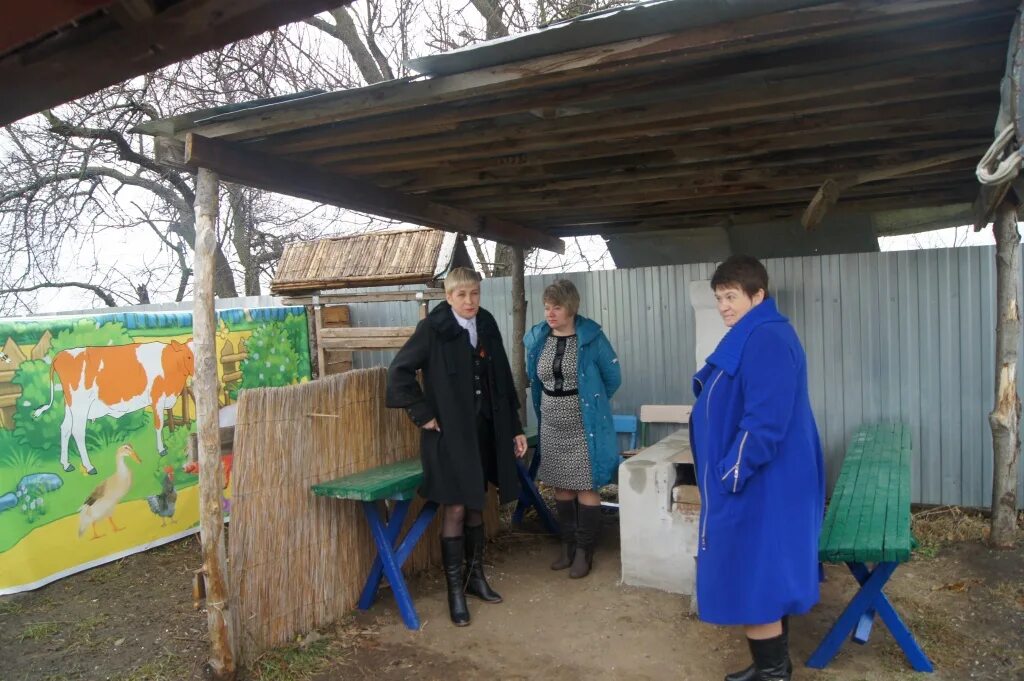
left=348, top=246, right=1024, bottom=510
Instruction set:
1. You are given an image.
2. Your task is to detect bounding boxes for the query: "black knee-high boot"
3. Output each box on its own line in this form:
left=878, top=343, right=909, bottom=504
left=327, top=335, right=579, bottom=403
left=724, top=617, right=791, bottom=681
left=464, top=524, right=502, bottom=603
left=569, top=503, right=601, bottom=579
left=551, top=499, right=577, bottom=570
left=440, top=536, right=470, bottom=626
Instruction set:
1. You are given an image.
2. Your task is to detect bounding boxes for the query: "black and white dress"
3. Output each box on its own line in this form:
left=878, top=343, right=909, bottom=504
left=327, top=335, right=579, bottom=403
left=537, top=334, right=592, bottom=490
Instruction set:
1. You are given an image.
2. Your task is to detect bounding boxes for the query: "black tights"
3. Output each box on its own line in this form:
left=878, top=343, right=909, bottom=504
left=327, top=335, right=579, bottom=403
left=441, top=504, right=483, bottom=537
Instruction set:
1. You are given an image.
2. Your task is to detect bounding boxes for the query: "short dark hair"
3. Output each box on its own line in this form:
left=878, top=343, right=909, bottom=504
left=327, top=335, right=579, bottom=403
left=711, top=255, right=769, bottom=299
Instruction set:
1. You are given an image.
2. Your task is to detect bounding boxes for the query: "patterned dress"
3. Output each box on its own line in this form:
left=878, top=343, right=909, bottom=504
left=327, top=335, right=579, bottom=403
left=537, top=334, right=592, bottom=490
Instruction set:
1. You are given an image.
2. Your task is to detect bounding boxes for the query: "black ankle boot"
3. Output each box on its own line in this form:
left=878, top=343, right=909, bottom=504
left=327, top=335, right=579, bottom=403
left=569, top=503, right=601, bottom=579
left=440, top=536, right=470, bottom=626
left=725, top=617, right=790, bottom=681
left=551, top=500, right=577, bottom=570
left=464, top=524, right=502, bottom=603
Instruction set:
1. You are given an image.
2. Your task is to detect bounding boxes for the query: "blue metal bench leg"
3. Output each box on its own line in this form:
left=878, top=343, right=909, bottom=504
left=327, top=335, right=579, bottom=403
left=512, top=447, right=543, bottom=525
left=513, top=459, right=559, bottom=535
left=807, top=562, right=933, bottom=673
left=848, top=563, right=934, bottom=672
left=357, top=500, right=410, bottom=611
left=359, top=500, right=423, bottom=631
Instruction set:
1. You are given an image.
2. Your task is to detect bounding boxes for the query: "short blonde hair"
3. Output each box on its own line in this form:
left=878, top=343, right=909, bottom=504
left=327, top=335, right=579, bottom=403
left=444, top=267, right=482, bottom=293
left=543, top=279, right=580, bottom=317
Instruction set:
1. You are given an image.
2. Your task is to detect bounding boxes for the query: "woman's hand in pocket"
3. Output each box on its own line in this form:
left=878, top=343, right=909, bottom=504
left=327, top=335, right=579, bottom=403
left=422, top=419, right=441, bottom=431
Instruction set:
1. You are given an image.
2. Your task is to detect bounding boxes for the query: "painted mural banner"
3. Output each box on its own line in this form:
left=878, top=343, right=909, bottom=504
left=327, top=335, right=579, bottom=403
left=0, top=306, right=311, bottom=595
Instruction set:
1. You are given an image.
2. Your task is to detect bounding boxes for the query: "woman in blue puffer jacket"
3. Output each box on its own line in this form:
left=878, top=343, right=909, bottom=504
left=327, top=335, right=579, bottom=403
left=525, top=279, right=621, bottom=579
left=691, top=255, right=825, bottom=681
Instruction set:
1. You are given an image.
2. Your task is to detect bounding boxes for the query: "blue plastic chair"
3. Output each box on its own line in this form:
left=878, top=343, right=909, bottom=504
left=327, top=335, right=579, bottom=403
left=603, top=414, right=640, bottom=510
left=613, top=414, right=639, bottom=452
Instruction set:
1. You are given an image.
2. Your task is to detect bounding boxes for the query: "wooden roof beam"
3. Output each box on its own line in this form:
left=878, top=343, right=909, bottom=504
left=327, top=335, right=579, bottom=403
left=182, top=0, right=1004, bottom=141
left=183, top=133, right=564, bottom=254
left=0, top=0, right=341, bottom=125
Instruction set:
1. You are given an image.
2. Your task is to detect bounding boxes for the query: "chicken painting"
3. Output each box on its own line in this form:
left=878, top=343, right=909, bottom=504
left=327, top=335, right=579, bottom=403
left=146, top=466, right=177, bottom=526
left=78, top=444, right=142, bottom=539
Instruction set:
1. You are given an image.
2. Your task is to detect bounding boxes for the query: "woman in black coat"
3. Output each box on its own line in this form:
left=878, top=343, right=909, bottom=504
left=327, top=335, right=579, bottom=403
left=386, top=267, right=527, bottom=626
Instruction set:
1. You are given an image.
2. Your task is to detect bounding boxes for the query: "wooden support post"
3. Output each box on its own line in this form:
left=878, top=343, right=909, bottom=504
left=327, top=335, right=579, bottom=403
left=990, top=200, right=1022, bottom=548
left=510, top=247, right=528, bottom=427
left=193, top=167, right=237, bottom=678
left=313, top=305, right=327, bottom=381
left=306, top=305, right=320, bottom=379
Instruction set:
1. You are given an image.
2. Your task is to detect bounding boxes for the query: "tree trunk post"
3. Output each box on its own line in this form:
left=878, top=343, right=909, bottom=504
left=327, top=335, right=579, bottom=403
left=990, top=200, right=1021, bottom=548
left=511, top=246, right=528, bottom=428
left=193, top=167, right=237, bottom=677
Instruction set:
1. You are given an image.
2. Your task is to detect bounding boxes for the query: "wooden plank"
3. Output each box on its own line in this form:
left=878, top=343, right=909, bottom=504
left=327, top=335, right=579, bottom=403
left=222, top=370, right=242, bottom=383
left=823, top=428, right=868, bottom=562
left=319, top=337, right=411, bottom=351
left=184, top=133, right=564, bottom=254
left=183, top=0, right=1002, bottom=141
left=318, top=326, right=416, bottom=339
left=325, top=46, right=1002, bottom=175
left=220, top=352, right=246, bottom=363
left=0, top=0, right=341, bottom=126
left=321, top=305, right=350, bottom=326
left=313, top=305, right=327, bottom=381
left=820, top=423, right=914, bottom=564
left=283, top=14, right=1004, bottom=162
left=0, top=1, right=115, bottom=55
left=311, top=458, right=423, bottom=502
left=282, top=290, right=447, bottom=305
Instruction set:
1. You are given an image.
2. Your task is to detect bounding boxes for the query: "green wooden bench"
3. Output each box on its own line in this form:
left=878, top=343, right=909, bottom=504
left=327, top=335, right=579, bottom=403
left=312, top=459, right=438, bottom=630
left=807, top=422, right=933, bottom=673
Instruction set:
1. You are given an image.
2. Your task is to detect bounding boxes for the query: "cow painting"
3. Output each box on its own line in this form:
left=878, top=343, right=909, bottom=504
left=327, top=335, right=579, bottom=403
left=33, top=340, right=195, bottom=475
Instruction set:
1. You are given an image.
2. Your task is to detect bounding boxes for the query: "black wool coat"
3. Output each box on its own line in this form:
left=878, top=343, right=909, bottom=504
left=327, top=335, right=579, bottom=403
left=386, top=302, right=523, bottom=509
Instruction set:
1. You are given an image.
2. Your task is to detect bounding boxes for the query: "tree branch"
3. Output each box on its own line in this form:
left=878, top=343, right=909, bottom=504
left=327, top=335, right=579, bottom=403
left=0, top=281, right=117, bottom=307
left=42, top=110, right=195, bottom=205
left=306, top=8, right=386, bottom=85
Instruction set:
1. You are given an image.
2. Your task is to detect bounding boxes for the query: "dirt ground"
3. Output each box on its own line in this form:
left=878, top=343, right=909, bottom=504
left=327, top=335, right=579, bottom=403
left=1, top=509, right=1021, bottom=681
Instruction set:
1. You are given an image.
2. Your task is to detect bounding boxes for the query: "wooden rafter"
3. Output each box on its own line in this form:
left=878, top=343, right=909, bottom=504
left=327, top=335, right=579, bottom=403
left=183, top=133, right=564, bottom=253
left=0, top=0, right=342, bottom=125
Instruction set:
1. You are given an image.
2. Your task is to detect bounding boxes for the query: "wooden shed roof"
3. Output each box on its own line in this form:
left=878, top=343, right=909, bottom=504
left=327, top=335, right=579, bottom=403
left=141, top=0, right=1016, bottom=254
left=0, top=0, right=341, bottom=125
left=270, top=228, right=471, bottom=294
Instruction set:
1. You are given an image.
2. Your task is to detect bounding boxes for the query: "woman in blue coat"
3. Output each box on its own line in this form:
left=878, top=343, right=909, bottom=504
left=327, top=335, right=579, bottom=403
left=691, top=256, right=825, bottom=681
left=525, top=279, right=621, bottom=578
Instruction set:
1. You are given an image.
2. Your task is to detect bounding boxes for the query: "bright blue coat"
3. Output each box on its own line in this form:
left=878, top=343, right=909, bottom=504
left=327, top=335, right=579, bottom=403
left=525, top=316, right=622, bottom=488
left=690, top=298, right=825, bottom=626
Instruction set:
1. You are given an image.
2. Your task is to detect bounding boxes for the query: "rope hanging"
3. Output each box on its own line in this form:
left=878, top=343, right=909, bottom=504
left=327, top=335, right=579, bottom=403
left=977, top=124, right=1023, bottom=185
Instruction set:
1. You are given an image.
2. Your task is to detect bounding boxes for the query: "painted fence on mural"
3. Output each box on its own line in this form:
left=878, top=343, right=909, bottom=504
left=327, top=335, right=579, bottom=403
left=0, top=306, right=311, bottom=595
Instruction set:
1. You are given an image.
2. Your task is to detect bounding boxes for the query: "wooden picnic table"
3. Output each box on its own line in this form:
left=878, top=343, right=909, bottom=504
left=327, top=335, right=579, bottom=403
left=807, top=422, right=933, bottom=673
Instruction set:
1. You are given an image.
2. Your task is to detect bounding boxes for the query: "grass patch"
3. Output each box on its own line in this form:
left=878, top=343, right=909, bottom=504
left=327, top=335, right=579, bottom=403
left=20, top=620, right=60, bottom=641
left=911, top=506, right=989, bottom=559
left=250, top=634, right=338, bottom=681
left=989, top=579, right=1024, bottom=611
left=0, top=598, right=24, bottom=616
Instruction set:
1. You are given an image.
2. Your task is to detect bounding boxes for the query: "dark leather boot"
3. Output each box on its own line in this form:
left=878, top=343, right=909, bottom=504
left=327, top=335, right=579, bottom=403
left=464, top=524, right=502, bottom=603
left=724, top=617, right=790, bottom=681
left=551, top=499, right=577, bottom=570
left=569, top=503, right=601, bottom=579
left=746, top=630, right=792, bottom=681
left=441, top=536, right=470, bottom=626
